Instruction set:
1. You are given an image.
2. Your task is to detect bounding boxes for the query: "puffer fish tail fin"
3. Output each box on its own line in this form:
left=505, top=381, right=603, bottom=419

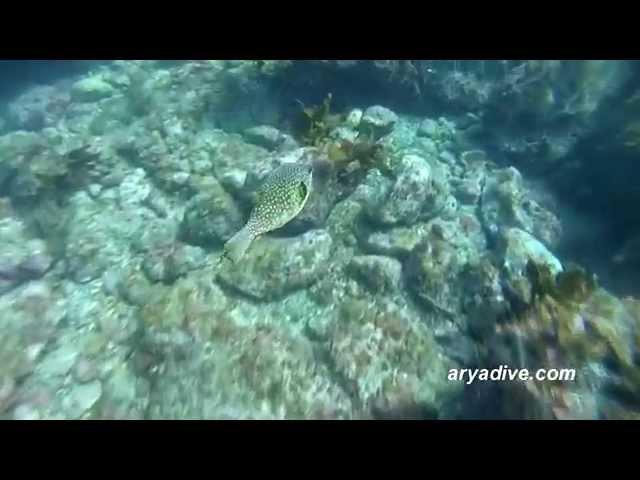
left=223, top=226, right=254, bottom=263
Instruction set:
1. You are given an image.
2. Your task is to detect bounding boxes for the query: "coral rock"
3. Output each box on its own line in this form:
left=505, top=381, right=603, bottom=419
left=243, top=125, right=284, bottom=150
left=328, top=299, right=461, bottom=418
left=180, top=187, right=244, bottom=248
left=375, top=154, right=449, bottom=226
left=500, top=227, right=563, bottom=279
left=360, top=106, right=398, bottom=140
left=71, top=75, right=116, bottom=102
left=347, top=255, right=403, bottom=294
left=480, top=166, right=562, bottom=247
left=217, top=229, right=333, bottom=301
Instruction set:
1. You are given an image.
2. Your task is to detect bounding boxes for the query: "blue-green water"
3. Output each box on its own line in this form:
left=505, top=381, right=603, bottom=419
left=0, top=60, right=639, bottom=420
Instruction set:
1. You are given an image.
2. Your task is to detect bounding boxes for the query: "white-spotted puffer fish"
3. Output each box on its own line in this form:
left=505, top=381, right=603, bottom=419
left=222, top=162, right=313, bottom=263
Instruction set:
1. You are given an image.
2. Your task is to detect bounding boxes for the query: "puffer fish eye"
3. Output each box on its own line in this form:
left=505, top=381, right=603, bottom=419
left=298, top=182, right=308, bottom=199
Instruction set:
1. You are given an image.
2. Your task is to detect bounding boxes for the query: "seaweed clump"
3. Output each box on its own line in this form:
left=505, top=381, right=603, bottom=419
left=488, top=260, right=640, bottom=419
left=291, top=94, right=392, bottom=183
left=293, top=93, right=343, bottom=146
left=327, top=132, right=391, bottom=176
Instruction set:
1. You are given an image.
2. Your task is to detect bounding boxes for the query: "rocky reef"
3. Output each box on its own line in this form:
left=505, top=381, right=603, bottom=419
left=1, top=60, right=639, bottom=420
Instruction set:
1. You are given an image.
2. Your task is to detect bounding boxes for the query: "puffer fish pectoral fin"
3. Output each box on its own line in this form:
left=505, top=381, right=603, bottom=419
left=222, top=226, right=254, bottom=263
